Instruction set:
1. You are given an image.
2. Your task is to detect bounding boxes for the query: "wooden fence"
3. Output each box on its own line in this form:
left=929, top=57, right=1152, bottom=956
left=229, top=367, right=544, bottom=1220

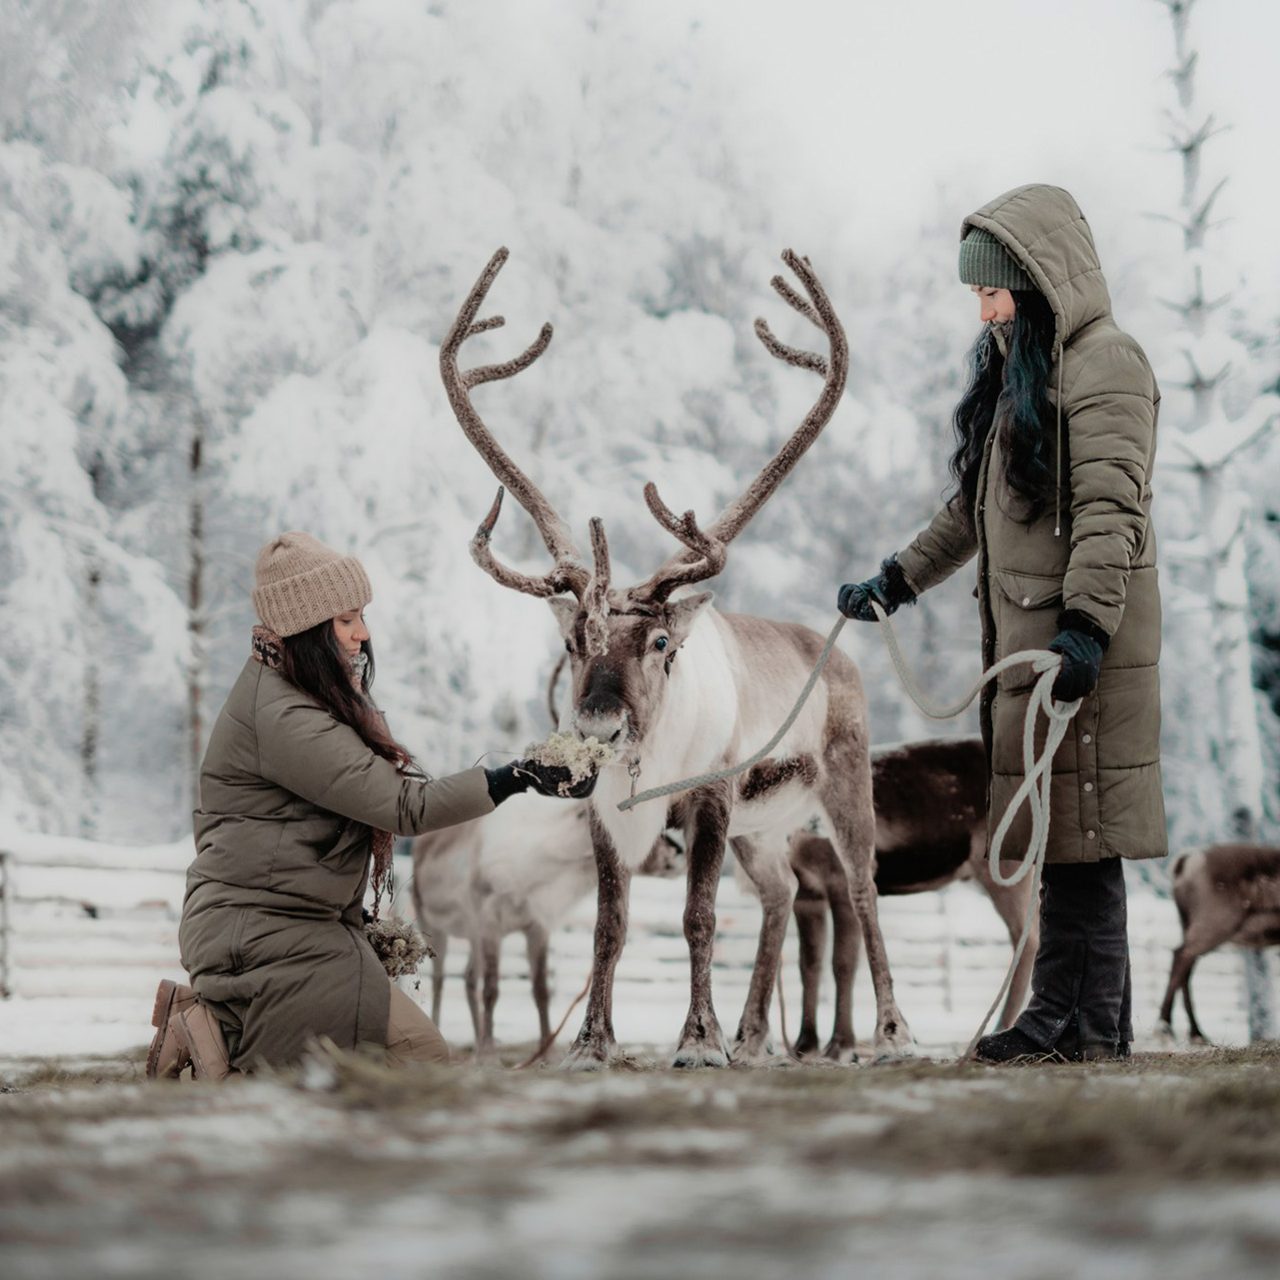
left=0, top=835, right=1274, bottom=1056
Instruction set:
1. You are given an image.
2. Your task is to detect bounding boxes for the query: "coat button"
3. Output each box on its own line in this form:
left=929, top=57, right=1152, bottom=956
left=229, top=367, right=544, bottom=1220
left=1086, top=829, right=1096, bottom=840
left=1021, top=595, right=1032, bottom=607
left=1082, top=733, right=1092, bottom=744
left=1083, top=781, right=1094, bottom=792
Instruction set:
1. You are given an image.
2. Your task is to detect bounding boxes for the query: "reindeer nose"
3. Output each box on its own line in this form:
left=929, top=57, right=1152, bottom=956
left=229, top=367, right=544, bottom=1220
left=573, top=710, right=626, bottom=745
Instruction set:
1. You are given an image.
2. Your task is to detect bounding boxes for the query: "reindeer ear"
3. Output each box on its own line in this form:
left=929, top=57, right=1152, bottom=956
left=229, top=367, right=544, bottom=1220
left=666, top=591, right=714, bottom=644
left=548, top=595, right=579, bottom=639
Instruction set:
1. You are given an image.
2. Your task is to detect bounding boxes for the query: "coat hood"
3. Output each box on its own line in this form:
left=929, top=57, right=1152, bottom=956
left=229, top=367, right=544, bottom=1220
left=962, top=184, right=1111, bottom=349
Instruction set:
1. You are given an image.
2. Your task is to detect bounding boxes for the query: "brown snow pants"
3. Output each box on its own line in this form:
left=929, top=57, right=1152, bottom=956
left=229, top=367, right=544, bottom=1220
left=385, top=981, right=450, bottom=1067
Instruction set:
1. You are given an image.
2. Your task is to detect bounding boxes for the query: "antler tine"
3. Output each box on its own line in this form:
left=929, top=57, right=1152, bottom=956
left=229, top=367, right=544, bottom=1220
left=627, top=482, right=727, bottom=603
left=465, top=322, right=553, bottom=388
left=469, top=487, right=566, bottom=598
left=703, top=248, right=848, bottom=547
left=441, top=248, right=590, bottom=596
left=769, top=274, right=823, bottom=329
left=583, top=518, right=612, bottom=657
left=753, top=317, right=828, bottom=376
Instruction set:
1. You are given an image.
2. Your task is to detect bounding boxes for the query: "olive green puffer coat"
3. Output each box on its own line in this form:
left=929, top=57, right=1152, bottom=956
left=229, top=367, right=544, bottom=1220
left=180, top=657, right=494, bottom=1070
left=896, top=184, right=1166, bottom=864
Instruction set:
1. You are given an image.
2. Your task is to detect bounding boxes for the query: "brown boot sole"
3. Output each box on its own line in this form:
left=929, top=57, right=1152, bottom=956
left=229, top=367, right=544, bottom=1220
left=146, top=980, right=197, bottom=1079
left=146, top=980, right=181, bottom=1078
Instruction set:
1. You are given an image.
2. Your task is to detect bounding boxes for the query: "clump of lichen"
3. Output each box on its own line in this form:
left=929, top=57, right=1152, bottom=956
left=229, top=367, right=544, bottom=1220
left=364, top=917, right=433, bottom=978
left=524, top=731, right=615, bottom=795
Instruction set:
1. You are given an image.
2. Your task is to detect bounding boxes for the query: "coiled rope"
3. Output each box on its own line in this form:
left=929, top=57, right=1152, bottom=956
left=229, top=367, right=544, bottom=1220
left=618, top=601, right=1081, bottom=1063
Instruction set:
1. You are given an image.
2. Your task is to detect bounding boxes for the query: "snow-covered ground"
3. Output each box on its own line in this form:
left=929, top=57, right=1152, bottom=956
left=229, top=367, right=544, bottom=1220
left=3, top=829, right=1279, bottom=1280
left=3, top=1049, right=1279, bottom=1280
left=0, top=828, right=1273, bottom=1069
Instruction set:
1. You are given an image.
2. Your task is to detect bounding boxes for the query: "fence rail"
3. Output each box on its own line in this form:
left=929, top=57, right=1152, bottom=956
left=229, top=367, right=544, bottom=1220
left=0, top=838, right=1275, bottom=1056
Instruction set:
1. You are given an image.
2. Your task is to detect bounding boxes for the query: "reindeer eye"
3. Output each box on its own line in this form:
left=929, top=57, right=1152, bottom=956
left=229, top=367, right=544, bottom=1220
left=654, top=635, right=669, bottom=652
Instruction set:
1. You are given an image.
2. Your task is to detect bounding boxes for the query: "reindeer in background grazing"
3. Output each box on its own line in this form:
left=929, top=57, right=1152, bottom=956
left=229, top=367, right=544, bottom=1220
left=411, top=801, right=684, bottom=1056
left=784, top=737, right=1037, bottom=1062
left=441, top=248, right=911, bottom=1067
left=1157, top=843, right=1280, bottom=1043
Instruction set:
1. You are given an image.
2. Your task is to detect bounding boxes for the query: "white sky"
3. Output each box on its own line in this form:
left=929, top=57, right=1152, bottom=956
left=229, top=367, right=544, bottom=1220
left=694, top=0, right=1280, bottom=298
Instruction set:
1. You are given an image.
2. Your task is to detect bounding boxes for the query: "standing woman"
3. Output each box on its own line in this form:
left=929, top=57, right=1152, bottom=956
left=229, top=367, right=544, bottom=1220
left=148, top=532, right=581, bottom=1078
left=839, top=184, right=1165, bottom=1063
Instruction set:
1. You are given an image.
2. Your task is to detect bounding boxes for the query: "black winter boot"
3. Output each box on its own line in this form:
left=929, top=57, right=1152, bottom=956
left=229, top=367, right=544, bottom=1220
left=973, top=1027, right=1066, bottom=1065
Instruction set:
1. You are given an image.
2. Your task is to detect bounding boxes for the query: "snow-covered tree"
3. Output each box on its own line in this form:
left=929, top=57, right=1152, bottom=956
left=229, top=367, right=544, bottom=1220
left=1146, top=0, right=1280, bottom=1036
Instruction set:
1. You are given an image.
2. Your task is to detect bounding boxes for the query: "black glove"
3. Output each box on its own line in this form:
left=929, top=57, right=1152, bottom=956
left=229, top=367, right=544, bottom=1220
left=484, top=759, right=597, bottom=804
left=1047, top=611, right=1109, bottom=702
left=837, top=555, right=917, bottom=621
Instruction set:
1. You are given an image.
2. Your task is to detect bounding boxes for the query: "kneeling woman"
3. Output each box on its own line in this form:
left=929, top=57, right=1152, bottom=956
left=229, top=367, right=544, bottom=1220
left=149, top=531, right=576, bottom=1078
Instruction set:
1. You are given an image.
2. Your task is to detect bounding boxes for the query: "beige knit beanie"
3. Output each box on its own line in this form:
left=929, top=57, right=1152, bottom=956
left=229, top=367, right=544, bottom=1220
left=252, top=531, right=372, bottom=637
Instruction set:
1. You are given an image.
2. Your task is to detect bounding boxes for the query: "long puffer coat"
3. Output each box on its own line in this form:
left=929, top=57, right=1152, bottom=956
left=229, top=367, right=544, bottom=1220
left=180, top=656, right=494, bottom=1069
left=895, top=184, right=1166, bottom=864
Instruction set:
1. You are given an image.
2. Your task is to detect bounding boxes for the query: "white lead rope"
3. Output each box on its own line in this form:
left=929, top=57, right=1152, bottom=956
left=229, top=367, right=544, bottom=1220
left=618, top=600, right=1081, bottom=1062
left=871, top=603, right=1080, bottom=1058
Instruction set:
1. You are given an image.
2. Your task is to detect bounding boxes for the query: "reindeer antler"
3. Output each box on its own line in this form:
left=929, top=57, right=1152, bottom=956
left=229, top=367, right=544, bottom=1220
left=630, top=250, right=848, bottom=602
left=442, top=248, right=591, bottom=599
left=626, top=483, right=727, bottom=604
left=714, top=250, right=848, bottom=542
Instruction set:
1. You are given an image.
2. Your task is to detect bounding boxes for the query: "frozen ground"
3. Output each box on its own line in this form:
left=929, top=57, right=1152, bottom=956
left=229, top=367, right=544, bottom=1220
left=2, top=1047, right=1279, bottom=1280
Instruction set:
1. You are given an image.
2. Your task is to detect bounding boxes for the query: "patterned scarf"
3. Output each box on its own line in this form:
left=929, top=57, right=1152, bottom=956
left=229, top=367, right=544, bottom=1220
left=251, top=625, right=396, bottom=920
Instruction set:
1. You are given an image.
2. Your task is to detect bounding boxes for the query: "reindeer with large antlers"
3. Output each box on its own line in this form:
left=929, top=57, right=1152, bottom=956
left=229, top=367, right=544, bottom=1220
left=440, top=248, right=911, bottom=1067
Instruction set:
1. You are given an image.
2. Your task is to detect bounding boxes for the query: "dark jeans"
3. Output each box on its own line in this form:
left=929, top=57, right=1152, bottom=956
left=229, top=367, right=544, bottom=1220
left=1015, top=859, right=1132, bottom=1052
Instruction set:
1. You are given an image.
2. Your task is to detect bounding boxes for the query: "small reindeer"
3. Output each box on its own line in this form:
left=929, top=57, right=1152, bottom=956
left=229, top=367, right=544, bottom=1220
left=1157, top=843, right=1280, bottom=1043
left=783, top=736, right=1037, bottom=1062
left=441, top=248, right=910, bottom=1067
left=411, top=798, right=683, bottom=1054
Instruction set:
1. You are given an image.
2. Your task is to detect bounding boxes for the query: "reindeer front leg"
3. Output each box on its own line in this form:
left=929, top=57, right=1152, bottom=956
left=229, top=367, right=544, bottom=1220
left=563, top=808, right=631, bottom=1070
left=672, top=782, right=732, bottom=1068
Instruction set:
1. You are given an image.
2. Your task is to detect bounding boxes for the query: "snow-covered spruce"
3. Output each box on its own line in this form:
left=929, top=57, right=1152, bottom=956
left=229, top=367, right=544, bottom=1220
left=523, top=732, right=615, bottom=795
left=364, top=917, right=433, bottom=979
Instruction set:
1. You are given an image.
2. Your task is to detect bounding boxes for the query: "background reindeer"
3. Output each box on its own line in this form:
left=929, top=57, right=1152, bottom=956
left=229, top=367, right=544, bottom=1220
left=783, top=736, right=1036, bottom=1062
left=411, top=799, right=684, bottom=1055
left=1157, top=843, right=1280, bottom=1042
left=440, top=248, right=911, bottom=1068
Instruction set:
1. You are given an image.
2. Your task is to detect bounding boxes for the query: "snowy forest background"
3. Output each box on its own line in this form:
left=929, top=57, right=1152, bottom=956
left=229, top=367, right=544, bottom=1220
left=2, top=0, right=1278, bottom=864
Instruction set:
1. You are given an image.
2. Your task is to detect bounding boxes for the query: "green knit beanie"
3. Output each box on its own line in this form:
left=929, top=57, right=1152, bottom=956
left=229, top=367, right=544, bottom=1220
left=958, top=226, right=1034, bottom=293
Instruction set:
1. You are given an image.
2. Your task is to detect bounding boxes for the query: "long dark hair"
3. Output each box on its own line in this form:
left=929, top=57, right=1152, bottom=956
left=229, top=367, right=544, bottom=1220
left=281, top=621, right=414, bottom=770
left=947, top=287, right=1058, bottom=531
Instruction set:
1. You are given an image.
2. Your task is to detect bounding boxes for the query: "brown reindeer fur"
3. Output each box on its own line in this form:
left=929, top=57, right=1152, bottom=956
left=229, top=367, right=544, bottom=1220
left=786, top=736, right=1037, bottom=1060
left=739, top=755, right=819, bottom=804
left=1157, top=843, right=1280, bottom=1042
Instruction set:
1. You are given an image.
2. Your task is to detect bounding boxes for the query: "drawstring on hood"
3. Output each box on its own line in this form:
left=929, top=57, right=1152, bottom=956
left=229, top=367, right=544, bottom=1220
left=1055, top=344, right=1064, bottom=537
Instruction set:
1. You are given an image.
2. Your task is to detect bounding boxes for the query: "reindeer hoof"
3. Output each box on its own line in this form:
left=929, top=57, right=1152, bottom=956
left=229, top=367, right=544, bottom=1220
left=821, top=1039, right=860, bottom=1066
left=793, top=1033, right=821, bottom=1059
left=870, top=1032, right=916, bottom=1064
left=671, top=1041, right=730, bottom=1070
left=871, top=1013, right=915, bottom=1062
left=731, top=1034, right=787, bottom=1068
left=561, top=1041, right=618, bottom=1072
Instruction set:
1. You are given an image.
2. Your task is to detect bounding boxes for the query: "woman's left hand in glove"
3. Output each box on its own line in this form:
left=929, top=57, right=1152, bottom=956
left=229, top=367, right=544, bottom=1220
left=1047, top=612, right=1109, bottom=702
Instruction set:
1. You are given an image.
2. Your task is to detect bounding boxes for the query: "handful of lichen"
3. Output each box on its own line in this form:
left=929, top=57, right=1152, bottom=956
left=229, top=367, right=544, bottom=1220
left=364, top=916, right=433, bottom=979
left=523, top=731, right=615, bottom=796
